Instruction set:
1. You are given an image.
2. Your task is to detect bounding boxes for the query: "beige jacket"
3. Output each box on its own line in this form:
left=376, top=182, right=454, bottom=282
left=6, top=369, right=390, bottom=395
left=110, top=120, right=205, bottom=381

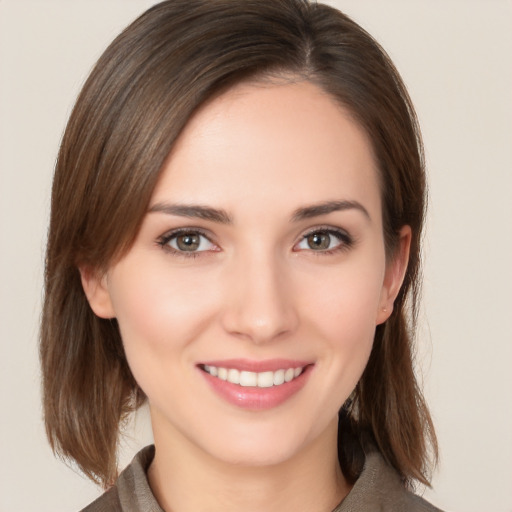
left=81, top=445, right=443, bottom=512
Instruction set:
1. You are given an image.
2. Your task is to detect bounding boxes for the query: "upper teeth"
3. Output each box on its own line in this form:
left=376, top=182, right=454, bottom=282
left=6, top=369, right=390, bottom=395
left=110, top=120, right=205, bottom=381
left=203, top=365, right=303, bottom=388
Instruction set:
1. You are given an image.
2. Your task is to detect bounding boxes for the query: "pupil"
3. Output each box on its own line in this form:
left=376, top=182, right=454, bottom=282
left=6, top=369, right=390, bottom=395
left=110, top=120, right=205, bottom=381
left=308, top=232, right=330, bottom=250
left=177, top=234, right=200, bottom=251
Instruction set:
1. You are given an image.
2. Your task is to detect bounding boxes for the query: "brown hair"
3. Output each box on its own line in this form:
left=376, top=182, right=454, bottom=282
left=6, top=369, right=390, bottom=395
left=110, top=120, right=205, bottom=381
left=41, top=0, right=437, bottom=488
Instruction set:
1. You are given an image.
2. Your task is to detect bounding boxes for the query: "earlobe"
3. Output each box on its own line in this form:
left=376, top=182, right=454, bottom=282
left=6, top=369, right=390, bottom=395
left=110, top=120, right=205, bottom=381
left=79, top=266, right=116, bottom=319
left=376, top=226, right=412, bottom=325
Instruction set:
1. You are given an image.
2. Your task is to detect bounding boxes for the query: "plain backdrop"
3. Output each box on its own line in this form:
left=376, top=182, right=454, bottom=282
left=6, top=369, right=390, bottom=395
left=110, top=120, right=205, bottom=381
left=1, top=1, right=511, bottom=511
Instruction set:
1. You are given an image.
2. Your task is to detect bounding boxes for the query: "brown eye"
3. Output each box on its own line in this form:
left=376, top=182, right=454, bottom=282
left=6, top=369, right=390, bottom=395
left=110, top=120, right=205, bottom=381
left=176, top=233, right=201, bottom=251
left=306, top=232, right=331, bottom=250
left=161, top=230, right=216, bottom=254
left=295, top=228, right=352, bottom=253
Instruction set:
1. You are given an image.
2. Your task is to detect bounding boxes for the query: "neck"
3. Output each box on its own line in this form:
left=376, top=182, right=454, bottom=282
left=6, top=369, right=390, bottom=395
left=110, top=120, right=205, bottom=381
left=148, top=416, right=350, bottom=512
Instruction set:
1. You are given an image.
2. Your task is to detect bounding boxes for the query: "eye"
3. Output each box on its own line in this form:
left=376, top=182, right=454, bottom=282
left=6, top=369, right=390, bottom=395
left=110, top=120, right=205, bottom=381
left=158, top=229, right=217, bottom=254
left=295, top=228, right=352, bottom=253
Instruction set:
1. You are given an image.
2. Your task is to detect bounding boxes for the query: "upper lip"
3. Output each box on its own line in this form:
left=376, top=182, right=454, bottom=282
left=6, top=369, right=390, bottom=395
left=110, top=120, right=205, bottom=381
left=198, top=358, right=312, bottom=372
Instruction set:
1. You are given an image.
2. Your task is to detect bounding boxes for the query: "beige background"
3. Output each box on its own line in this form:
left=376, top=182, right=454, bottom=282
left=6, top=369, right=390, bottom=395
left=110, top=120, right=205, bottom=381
left=1, top=1, right=511, bottom=511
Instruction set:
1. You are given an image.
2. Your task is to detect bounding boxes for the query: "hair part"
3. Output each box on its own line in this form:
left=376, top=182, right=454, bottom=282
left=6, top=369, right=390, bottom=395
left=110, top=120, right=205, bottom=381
left=41, top=0, right=437, bottom=488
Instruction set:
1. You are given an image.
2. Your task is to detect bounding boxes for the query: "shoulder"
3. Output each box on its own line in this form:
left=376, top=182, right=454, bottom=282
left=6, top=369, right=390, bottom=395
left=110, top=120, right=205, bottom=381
left=81, top=486, right=122, bottom=512
left=80, top=446, right=162, bottom=512
left=335, top=449, right=444, bottom=512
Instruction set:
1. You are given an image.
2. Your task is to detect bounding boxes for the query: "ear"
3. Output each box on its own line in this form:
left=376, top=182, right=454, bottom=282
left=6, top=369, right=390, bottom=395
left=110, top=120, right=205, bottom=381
left=79, top=266, right=116, bottom=319
left=376, top=225, right=412, bottom=325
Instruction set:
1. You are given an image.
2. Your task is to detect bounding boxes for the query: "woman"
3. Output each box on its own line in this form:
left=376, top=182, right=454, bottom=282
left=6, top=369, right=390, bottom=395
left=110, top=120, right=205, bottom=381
left=40, top=1, right=441, bottom=510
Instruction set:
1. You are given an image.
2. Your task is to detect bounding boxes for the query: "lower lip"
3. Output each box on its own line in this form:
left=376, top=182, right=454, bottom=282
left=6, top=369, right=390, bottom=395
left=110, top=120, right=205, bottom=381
left=199, top=366, right=313, bottom=411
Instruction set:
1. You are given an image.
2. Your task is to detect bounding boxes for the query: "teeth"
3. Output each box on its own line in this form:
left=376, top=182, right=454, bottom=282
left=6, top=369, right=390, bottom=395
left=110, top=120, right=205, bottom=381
left=227, top=368, right=240, bottom=384
left=257, top=371, right=273, bottom=388
left=203, top=365, right=304, bottom=388
left=273, top=369, right=285, bottom=385
left=240, top=371, right=257, bottom=387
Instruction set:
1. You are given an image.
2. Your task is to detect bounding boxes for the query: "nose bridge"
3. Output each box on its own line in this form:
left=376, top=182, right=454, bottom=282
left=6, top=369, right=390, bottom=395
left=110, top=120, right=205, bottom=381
left=221, top=245, right=298, bottom=343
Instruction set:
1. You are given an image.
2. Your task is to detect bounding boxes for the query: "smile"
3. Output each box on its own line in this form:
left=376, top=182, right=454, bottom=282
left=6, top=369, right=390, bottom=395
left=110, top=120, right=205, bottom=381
left=202, top=365, right=304, bottom=388
left=198, top=359, right=313, bottom=410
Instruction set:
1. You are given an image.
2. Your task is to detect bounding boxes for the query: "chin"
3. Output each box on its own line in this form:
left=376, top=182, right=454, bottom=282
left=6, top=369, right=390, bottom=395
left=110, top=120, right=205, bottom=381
left=209, top=439, right=303, bottom=468
left=194, top=415, right=331, bottom=469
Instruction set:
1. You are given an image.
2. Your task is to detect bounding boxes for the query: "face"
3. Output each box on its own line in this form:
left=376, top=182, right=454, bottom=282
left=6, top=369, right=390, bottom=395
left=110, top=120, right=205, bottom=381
left=83, top=80, right=408, bottom=468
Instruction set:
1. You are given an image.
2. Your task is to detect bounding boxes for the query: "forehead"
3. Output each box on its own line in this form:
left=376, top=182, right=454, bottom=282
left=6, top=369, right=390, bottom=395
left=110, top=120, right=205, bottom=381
left=151, top=80, right=381, bottom=220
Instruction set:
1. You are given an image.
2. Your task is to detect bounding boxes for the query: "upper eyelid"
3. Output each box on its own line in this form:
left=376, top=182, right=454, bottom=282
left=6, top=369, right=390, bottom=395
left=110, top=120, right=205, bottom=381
left=159, top=226, right=214, bottom=241
left=158, top=224, right=350, bottom=235
left=298, top=225, right=351, bottom=240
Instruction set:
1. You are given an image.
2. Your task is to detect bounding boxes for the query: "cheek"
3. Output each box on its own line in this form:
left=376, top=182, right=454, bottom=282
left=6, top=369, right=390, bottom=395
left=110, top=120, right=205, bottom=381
left=318, top=282, right=379, bottom=370
left=107, top=263, right=220, bottom=380
left=298, top=254, right=385, bottom=390
left=107, top=266, right=224, bottom=426
left=301, top=256, right=385, bottom=337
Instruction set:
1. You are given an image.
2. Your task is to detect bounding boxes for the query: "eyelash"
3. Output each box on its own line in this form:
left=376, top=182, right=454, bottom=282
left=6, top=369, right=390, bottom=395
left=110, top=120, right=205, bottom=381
left=297, top=227, right=354, bottom=256
left=157, top=227, right=216, bottom=259
left=156, top=226, right=354, bottom=259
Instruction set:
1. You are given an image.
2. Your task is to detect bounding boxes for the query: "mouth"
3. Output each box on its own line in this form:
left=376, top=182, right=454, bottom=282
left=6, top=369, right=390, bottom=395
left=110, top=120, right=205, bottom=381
left=200, top=364, right=304, bottom=388
left=197, top=359, right=313, bottom=410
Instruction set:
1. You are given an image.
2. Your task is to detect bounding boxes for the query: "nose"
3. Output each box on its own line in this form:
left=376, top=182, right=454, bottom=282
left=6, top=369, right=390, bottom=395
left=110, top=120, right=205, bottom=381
left=220, top=251, right=299, bottom=344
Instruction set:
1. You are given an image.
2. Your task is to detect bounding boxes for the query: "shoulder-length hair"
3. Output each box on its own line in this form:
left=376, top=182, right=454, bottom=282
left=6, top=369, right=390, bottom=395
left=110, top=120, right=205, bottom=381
left=41, top=0, right=437, bottom=488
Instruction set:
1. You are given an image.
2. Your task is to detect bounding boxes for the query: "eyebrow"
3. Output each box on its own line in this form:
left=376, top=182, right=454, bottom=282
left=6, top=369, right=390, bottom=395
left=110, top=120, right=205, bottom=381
left=291, top=200, right=371, bottom=222
left=149, top=203, right=233, bottom=224
left=148, top=199, right=370, bottom=224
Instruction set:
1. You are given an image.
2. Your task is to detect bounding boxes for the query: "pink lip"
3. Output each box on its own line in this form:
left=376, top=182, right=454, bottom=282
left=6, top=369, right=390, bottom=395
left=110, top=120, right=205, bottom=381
left=197, top=360, right=314, bottom=411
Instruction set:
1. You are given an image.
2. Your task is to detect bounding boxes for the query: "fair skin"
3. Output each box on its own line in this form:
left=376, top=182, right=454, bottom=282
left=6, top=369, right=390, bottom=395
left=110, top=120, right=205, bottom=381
left=82, top=80, right=410, bottom=512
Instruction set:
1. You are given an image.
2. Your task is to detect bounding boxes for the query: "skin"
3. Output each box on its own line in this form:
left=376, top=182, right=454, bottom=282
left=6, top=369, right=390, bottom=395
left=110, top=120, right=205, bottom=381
left=82, top=80, right=410, bottom=512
